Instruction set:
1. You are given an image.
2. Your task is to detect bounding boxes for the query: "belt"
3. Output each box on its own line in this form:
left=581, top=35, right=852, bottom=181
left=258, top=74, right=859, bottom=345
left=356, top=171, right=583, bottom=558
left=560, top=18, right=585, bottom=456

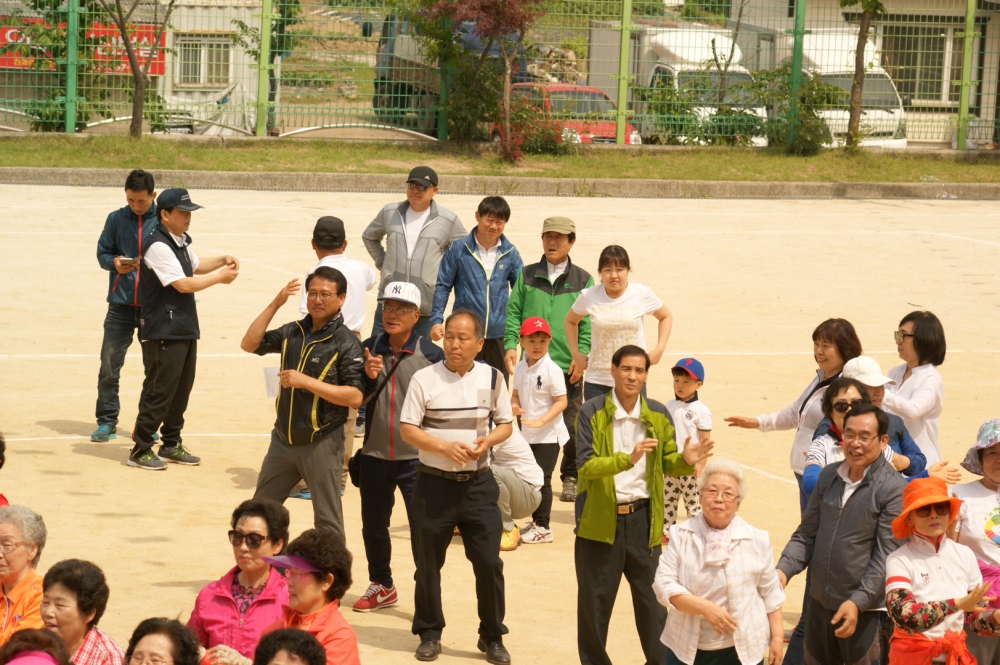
left=617, top=499, right=650, bottom=515
left=417, top=464, right=490, bottom=482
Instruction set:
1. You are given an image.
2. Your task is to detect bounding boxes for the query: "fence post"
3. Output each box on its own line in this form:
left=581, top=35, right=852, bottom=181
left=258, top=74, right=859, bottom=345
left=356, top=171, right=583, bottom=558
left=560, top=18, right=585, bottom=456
left=956, top=0, right=977, bottom=150
left=614, top=0, right=632, bottom=145
left=437, top=52, right=450, bottom=140
left=64, top=0, right=80, bottom=133
left=254, top=0, right=274, bottom=137
left=786, top=0, right=806, bottom=144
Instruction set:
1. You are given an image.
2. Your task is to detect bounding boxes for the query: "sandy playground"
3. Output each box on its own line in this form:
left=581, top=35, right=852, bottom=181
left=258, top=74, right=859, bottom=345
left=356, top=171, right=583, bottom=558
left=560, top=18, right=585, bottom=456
left=1, top=184, right=998, bottom=664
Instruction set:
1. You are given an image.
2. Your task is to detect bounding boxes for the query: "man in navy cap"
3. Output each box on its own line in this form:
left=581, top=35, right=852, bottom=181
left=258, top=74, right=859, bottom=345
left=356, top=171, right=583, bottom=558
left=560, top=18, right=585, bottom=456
left=130, top=188, right=240, bottom=470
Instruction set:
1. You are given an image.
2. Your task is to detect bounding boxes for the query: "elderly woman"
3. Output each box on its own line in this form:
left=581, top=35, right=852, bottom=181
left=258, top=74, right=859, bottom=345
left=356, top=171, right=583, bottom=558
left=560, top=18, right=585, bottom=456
left=187, top=499, right=289, bottom=662
left=0, top=506, right=47, bottom=645
left=949, top=419, right=1000, bottom=664
left=653, top=459, right=785, bottom=665
left=0, top=629, right=71, bottom=665
left=41, top=559, right=123, bottom=665
left=125, top=619, right=200, bottom=665
left=262, top=529, right=359, bottom=665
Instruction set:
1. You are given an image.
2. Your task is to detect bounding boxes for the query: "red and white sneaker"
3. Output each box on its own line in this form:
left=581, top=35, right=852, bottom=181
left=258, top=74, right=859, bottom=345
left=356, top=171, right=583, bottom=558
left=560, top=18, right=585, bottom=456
left=352, top=582, right=398, bottom=612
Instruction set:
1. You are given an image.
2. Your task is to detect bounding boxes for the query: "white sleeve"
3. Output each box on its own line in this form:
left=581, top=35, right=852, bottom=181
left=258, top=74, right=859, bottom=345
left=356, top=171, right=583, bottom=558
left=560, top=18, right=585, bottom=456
left=513, top=363, right=526, bottom=395
left=881, top=370, right=942, bottom=420
left=142, top=243, right=187, bottom=287
left=299, top=269, right=313, bottom=318
left=695, top=403, right=713, bottom=431
left=492, top=372, right=514, bottom=425
left=399, top=374, right=428, bottom=426
left=365, top=265, right=378, bottom=290
left=804, top=437, right=827, bottom=468
left=187, top=246, right=199, bottom=272
left=884, top=553, right=912, bottom=593
left=547, top=362, right=567, bottom=397
left=640, top=285, right=664, bottom=315
left=570, top=288, right=592, bottom=316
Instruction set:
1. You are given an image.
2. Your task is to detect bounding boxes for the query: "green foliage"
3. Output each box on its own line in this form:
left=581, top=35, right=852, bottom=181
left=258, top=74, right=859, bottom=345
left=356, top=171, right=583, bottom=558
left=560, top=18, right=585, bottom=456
left=679, top=0, right=727, bottom=24
left=544, top=0, right=618, bottom=20
left=446, top=58, right=503, bottom=143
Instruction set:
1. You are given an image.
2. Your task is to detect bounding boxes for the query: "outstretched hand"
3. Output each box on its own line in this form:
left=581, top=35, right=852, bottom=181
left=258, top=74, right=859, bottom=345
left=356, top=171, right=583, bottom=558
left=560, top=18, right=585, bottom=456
left=682, top=436, right=714, bottom=466
left=725, top=416, right=759, bottom=429
left=272, top=278, right=301, bottom=306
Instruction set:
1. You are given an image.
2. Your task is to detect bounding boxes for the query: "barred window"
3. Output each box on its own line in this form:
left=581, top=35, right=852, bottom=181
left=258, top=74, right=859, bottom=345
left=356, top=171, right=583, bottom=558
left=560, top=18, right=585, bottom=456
left=881, top=24, right=977, bottom=107
left=175, top=34, right=232, bottom=87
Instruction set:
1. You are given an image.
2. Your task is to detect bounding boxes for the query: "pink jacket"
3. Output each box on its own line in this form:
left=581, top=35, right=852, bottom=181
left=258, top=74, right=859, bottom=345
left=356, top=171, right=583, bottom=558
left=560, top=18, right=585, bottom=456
left=187, top=567, right=288, bottom=659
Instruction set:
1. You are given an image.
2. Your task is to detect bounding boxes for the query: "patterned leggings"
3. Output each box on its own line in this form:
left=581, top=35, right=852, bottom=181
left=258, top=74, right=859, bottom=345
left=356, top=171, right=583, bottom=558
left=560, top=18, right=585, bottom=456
left=664, top=473, right=701, bottom=535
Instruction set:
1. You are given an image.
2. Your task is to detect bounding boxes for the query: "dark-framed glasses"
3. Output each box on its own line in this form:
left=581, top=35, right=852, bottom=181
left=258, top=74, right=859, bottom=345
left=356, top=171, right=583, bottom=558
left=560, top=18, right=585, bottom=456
left=894, top=330, right=915, bottom=345
left=914, top=502, right=951, bottom=518
left=228, top=530, right=268, bottom=549
left=833, top=399, right=864, bottom=414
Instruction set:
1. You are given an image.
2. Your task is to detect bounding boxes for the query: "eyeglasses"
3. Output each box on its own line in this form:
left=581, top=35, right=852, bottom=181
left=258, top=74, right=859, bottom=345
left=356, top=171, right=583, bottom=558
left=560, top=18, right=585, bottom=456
left=702, top=488, right=739, bottom=503
left=406, top=182, right=430, bottom=192
left=228, top=530, right=268, bottom=549
left=894, top=330, right=915, bottom=345
left=0, top=541, right=23, bottom=554
left=914, top=502, right=952, bottom=518
left=833, top=399, right=864, bottom=414
left=129, top=656, right=172, bottom=665
left=306, top=291, right=339, bottom=301
left=383, top=304, right=416, bottom=316
left=843, top=433, right=879, bottom=444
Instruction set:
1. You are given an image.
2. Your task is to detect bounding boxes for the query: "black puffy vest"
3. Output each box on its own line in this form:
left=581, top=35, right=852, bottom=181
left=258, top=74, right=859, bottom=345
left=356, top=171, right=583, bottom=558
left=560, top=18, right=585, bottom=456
left=139, top=225, right=200, bottom=341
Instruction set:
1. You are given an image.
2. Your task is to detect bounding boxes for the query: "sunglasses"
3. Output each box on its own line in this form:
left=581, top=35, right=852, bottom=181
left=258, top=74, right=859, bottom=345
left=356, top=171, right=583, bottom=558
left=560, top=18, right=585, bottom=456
left=913, top=502, right=952, bottom=518
left=228, top=530, right=268, bottom=549
left=833, top=399, right=864, bottom=414
left=894, top=330, right=915, bottom=345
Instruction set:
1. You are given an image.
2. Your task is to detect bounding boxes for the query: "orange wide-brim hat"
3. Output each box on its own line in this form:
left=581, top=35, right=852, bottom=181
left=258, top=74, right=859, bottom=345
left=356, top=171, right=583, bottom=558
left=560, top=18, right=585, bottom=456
left=891, top=477, right=964, bottom=540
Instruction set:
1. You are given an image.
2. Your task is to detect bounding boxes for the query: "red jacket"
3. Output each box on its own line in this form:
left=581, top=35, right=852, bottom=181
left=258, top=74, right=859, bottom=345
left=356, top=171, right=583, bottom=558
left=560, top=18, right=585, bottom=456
left=187, top=567, right=288, bottom=659
left=263, top=601, right=360, bottom=665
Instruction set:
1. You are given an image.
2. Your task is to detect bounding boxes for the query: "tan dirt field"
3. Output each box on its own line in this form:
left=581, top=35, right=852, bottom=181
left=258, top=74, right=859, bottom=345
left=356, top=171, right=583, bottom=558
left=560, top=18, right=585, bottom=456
left=1, top=185, right=997, bottom=664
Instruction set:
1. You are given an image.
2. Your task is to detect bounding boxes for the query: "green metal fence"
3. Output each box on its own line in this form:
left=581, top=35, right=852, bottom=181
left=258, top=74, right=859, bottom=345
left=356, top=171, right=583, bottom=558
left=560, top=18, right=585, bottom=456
left=1, top=0, right=996, bottom=148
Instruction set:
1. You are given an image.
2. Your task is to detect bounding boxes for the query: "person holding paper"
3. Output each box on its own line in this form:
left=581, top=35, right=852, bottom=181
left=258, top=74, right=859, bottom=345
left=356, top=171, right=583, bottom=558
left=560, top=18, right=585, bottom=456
left=240, top=267, right=365, bottom=539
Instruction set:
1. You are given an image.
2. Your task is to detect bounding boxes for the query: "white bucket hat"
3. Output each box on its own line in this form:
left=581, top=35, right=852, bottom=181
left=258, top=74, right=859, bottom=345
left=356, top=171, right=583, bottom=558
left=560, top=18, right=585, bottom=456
left=842, top=356, right=896, bottom=387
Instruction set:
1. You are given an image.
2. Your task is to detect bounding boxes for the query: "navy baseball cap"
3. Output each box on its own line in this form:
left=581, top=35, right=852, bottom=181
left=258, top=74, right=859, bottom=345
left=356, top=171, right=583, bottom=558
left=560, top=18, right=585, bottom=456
left=157, top=188, right=203, bottom=212
left=406, top=166, right=438, bottom=187
left=673, top=358, right=705, bottom=382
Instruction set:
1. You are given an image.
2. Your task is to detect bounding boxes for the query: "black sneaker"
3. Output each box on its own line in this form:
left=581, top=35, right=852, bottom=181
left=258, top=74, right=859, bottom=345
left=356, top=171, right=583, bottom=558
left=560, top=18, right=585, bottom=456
left=128, top=447, right=167, bottom=470
left=157, top=444, right=201, bottom=466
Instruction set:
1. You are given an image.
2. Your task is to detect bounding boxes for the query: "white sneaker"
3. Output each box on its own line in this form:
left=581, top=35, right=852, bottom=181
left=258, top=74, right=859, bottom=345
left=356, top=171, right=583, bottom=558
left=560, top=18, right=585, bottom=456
left=519, top=521, right=537, bottom=536
left=522, top=524, right=553, bottom=544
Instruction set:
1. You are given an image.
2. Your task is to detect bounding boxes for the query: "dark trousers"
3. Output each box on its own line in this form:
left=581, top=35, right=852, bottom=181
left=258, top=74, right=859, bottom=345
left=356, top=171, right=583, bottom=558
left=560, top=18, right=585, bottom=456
left=96, top=304, right=141, bottom=427
left=803, top=598, right=881, bottom=665
left=666, top=646, right=754, bottom=665
left=133, top=338, right=197, bottom=449
left=559, top=372, right=583, bottom=482
left=254, top=427, right=346, bottom=539
left=412, top=469, right=507, bottom=641
left=784, top=473, right=811, bottom=665
left=529, top=443, right=559, bottom=528
left=575, top=505, right=666, bottom=665
left=359, top=454, right=419, bottom=589
left=476, top=338, right=508, bottom=383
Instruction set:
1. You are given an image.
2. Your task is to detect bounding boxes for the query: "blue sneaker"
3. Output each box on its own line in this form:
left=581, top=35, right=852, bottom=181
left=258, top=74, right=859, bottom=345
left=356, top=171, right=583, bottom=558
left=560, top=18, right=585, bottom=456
left=152, top=432, right=160, bottom=442
left=91, top=425, right=117, bottom=442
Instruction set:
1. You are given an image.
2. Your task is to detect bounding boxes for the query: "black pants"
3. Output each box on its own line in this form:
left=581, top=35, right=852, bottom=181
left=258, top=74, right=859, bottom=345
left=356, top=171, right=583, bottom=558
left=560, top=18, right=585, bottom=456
left=529, top=443, right=559, bottom=528
left=133, top=338, right=197, bottom=450
left=575, top=505, right=665, bottom=665
left=804, top=598, right=881, bottom=665
left=559, top=372, right=583, bottom=481
left=476, top=338, right=508, bottom=384
left=360, top=454, right=419, bottom=589
left=412, top=469, right=507, bottom=641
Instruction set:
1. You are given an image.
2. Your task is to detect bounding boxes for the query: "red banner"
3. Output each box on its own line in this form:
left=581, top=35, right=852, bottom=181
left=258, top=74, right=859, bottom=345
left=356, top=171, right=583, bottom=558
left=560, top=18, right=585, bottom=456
left=0, top=19, right=165, bottom=75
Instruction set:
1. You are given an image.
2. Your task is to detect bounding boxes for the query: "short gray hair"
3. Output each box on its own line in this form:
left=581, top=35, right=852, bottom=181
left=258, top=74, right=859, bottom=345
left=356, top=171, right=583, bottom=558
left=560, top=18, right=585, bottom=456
left=0, top=505, right=47, bottom=567
left=696, top=458, right=748, bottom=502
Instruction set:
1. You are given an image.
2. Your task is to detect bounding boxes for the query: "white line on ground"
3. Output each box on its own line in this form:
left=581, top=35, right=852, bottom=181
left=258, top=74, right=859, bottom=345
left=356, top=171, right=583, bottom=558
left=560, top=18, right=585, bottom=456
left=741, top=465, right=798, bottom=485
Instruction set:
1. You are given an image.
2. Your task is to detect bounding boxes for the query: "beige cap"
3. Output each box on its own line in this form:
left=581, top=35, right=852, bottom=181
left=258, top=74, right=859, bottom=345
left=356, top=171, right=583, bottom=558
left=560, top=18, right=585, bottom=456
left=541, top=216, right=576, bottom=235
left=842, top=356, right=896, bottom=387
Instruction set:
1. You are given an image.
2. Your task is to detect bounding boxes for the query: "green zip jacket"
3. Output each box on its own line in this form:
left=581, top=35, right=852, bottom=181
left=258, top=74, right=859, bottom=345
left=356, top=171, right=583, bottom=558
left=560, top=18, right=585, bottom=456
left=575, top=392, right=694, bottom=548
left=504, top=255, right=594, bottom=373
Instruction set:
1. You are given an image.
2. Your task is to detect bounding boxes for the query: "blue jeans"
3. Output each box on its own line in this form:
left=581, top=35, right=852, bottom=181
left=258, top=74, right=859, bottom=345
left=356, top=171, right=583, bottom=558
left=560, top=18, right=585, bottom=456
left=95, top=303, right=142, bottom=426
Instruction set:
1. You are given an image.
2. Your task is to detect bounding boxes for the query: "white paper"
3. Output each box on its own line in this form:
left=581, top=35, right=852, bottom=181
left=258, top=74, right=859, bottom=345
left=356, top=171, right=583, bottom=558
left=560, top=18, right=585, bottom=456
left=264, top=367, right=280, bottom=399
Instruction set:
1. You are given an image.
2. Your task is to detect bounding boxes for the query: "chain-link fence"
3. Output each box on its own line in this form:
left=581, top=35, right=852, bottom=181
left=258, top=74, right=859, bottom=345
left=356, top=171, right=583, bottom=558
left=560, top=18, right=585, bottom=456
left=1, top=0, right=996, bottom=148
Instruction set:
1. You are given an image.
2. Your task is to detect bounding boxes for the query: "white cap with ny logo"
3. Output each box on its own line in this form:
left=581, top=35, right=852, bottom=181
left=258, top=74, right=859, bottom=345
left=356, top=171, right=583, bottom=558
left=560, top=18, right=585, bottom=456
left=382, top=282, right=421, bottom=309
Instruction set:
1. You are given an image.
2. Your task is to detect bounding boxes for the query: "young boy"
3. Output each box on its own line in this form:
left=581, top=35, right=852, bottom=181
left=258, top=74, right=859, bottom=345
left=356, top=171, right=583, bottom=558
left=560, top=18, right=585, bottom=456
left=664, top=357, right=713, bottom=536
left=511, top=317, right=568, bottom=544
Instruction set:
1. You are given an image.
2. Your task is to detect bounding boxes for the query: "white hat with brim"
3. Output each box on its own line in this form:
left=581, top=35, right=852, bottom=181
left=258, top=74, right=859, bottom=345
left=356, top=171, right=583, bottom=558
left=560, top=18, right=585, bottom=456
left=842, top=356, right=896, bottom=387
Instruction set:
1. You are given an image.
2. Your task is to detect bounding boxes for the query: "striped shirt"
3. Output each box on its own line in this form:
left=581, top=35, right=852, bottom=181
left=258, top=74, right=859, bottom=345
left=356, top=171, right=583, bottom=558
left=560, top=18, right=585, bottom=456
left=400, top=360, right=513, bottom=472
left=73, top=626, right=125, bottom=665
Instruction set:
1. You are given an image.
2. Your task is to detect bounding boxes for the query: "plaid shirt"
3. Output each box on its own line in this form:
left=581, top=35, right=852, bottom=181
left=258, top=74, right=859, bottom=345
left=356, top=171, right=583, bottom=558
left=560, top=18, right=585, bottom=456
left=73, top=626, right=125, bottom=665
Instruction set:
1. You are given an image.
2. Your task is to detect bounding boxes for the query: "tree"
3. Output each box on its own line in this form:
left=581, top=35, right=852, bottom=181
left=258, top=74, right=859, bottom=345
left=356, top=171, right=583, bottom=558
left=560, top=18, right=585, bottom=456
left=93, top=0, right=175, bottom=138
left=839, top=0, right=884, bottom=147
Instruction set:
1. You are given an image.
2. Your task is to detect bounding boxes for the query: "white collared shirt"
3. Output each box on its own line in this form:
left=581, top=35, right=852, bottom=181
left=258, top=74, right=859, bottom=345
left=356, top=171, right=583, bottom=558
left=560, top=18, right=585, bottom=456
left=837, top=462, right=867, bottom=505
left=654, top=514, right=785, bottom=665
left=546, top=259, right=568, bottom=282
left=882, top=363, right=944, bottom=465
left=299, top=253, right=378, bottom=333
left=513, top=353, right=570, bottom=445
left=611, top=391, right=648, bottom=502
left=475, top=233, right=502, bottom=278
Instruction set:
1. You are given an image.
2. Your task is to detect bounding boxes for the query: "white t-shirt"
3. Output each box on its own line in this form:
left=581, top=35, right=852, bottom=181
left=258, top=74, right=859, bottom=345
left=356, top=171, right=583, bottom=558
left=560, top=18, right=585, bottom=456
left=952, top=480, right=1000, bottom=566
left=513, top=353, right=570, bottom=445
left=404, top=207, right=432, bottom=259
left=571, top=282, right=663, bottom=387
left=298, top=253, right=378, bottom=333
left=611, top=391, right=648, bottom=502
left=666, top=397, right=712, bottom=454
left=491, top=426, right=544, bottom=490
left=143, top=232, right=200, bottom=286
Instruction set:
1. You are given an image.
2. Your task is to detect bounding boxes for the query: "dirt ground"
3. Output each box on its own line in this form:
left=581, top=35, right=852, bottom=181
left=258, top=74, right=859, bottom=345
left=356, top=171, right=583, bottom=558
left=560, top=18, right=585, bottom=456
left=1, top=185, right=998, bottom=664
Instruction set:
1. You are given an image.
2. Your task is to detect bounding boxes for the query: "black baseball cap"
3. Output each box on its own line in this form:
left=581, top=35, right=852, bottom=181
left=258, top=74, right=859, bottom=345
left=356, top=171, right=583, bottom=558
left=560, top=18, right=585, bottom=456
left=406, top=166, right=438, bottom=187
left=157, top=188, right=203, bottom=211
left=313, top=216, right=346, bottom=246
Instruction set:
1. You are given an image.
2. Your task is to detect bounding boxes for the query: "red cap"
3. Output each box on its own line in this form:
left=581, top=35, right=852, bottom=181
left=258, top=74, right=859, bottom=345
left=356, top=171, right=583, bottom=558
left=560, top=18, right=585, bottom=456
left=519, top=317, right=551, bottom=337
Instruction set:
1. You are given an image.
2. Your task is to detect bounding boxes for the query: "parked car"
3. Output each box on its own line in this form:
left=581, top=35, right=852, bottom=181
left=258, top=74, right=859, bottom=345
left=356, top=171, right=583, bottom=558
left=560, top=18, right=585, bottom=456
left=491, top=83, right=642, bottom=145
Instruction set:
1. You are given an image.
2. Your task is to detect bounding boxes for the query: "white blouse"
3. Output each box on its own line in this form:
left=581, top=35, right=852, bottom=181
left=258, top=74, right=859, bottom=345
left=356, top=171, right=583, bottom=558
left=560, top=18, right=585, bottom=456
left=882, top=363, right=943, bottom=465
left=756, top=370, right=832, bottom=475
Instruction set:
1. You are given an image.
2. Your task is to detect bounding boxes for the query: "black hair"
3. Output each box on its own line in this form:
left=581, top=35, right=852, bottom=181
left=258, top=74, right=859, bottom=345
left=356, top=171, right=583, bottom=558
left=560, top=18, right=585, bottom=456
left=670, top=367, right=699, bottom=379
left=314, top=237, right=344, bottom=251
left=305, top=267, right=347, bottom=296
left=125, top=169, right=155, bottom=195
left=125, top=619, right=200, bottom=665
left=254, top=629, right=326, bottom=665
left=0, top=431, right=5, bottom=470
left=445, top=309, right=484, bottom=340
left=158, top=207, right=175, bottom=223
left=611, top=345, right=650, bottom=370
left=597, top=245, right=630, bottom=273
left=542, top=231, right=577, bottom=243
left=231, top=499, right=289, bottom=553
left=477, top=196, right=511, bottom=222
left=842, top=404, right=889, bottom=439
left=900, top=311, right=946, bottom=367
left=812, top=319, right=863, bottom=365
left=821, top=377, right=871, bottom=421
left=286, top=529, right=353, bottom=602
left=0, top=629, right=71, bottom=665
left=42, top=560, right=111, bottom=628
